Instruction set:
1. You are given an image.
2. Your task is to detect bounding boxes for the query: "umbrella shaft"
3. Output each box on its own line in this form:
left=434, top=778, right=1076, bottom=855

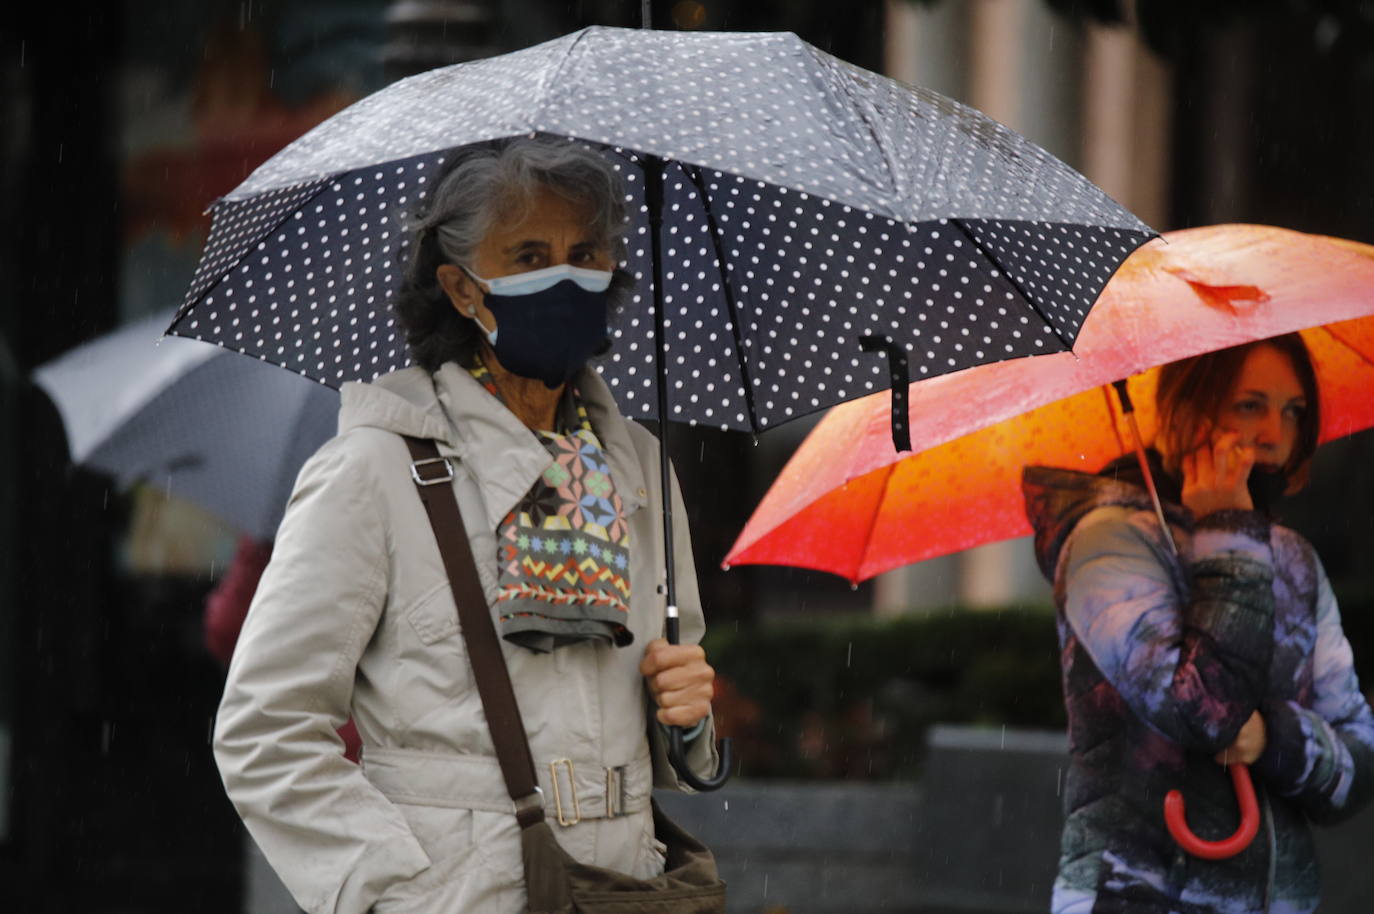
left=1111, top=381, right=1179, bottom=557
left=644, top=154, right=680, bottom=629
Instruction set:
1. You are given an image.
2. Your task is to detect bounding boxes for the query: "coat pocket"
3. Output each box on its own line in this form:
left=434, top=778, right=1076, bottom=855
left=639, top=824, right=669, bottom=879
left=371, top=805, right=522, bottom=913
left=404, top=582, right=460, bottom=645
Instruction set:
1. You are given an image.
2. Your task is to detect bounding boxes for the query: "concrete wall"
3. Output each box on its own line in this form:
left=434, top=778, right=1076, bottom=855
left=241, top=724, right=1374, bottom=913
left=658, top=725, right=1374, bottom=914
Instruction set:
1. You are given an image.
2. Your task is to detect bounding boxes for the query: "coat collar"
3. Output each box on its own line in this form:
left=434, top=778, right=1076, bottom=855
left=433, top=363, right=649, bottom=530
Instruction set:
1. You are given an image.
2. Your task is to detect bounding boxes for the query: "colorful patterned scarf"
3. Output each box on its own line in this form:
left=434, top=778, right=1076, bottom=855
left=468, top=358, right=633, bottom=652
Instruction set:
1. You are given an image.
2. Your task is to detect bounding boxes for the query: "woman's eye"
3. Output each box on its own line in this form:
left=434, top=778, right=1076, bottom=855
left=1233, top=400, right=1264, bottom=415
left=1283, top=404, right=1306, bottom=421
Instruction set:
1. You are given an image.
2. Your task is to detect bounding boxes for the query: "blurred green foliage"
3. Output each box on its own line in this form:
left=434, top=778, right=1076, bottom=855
left=706, top=589, right=1374, bottom=781
left=703, top=605, right=1065, bottom=781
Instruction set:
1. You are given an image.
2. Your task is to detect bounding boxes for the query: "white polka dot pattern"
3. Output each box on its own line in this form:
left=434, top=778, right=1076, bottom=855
left=172, top=26, right=1156, bottom=433
left=225, top=27, right=1149, bottom=233
left=177, top=179, right=333, bottom=325
left=177, top=150, right=449, bottom=384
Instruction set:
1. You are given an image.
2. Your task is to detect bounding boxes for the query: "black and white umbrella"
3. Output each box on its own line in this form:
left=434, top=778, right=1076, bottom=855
left=171, top=26, right=1154, bottom=788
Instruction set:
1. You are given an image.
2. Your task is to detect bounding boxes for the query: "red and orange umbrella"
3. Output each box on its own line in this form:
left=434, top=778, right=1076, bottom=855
left=725, top=223, right=1374, bottom=583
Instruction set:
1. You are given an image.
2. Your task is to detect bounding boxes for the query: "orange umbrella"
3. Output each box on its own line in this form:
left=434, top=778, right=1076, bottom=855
left=725, top=223, right=1374, bottom=583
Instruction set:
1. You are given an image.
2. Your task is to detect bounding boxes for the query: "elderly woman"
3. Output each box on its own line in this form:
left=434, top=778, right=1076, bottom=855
left=213, top=137, right=721, bottom=914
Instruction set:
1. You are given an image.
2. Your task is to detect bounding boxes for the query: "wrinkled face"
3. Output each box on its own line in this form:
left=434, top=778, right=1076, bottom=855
left=437, top=186, right=614, bottom=335
left=472, top=186, right=613, bottom=280
left=1217, top=343, right=1308, bottom=471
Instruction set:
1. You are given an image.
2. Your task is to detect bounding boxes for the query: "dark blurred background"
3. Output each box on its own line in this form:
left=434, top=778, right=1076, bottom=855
left=2, top=1, right=1372, bottom=911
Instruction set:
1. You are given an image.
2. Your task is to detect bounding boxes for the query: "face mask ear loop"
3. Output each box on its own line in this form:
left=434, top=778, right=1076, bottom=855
left=457, top=264, right=497, bottom=343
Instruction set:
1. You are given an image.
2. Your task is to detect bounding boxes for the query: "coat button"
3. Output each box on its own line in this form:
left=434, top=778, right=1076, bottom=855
left=637, top=487, right=647, bottom=498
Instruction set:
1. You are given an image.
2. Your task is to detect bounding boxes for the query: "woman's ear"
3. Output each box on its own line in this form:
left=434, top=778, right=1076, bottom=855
left=436, top=264, right=479, bottom=317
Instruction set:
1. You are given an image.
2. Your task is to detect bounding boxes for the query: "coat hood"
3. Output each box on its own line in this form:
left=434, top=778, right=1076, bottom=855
left=1021, top=450, right=1191, bottom=580
left=339, top=366, right=453, bottom=442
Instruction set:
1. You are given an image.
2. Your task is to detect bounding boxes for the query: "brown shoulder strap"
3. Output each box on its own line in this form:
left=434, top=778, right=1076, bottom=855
left=401, top=435, right=545, bottom=828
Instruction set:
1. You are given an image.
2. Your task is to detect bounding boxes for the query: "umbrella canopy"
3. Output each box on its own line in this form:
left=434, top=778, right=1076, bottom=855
left=725, top=224, right=1374, bottom=583
left=34, top=312, right=338, bottom=541
left=169, top=26, right=1152, bottom=430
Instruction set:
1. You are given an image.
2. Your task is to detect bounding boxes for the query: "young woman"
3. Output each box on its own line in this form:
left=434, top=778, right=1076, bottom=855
left=1023, top=335, right=1374, bottom=913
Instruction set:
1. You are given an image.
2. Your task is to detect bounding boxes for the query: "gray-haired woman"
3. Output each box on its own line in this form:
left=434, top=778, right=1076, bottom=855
left=213, top=137, right=722, bottom=914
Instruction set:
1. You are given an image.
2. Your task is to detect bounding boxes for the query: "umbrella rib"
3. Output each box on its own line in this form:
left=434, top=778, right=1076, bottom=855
left=1100, top=382, right=1130, bottom=456
left=949, top=218, right=1076, bottom=352
left=171, top=180, right=334, bottom=331
left=684, top=165, right=764, bottom=435
left=531, top=26, right=594, bottom=126
left=855, top=460, right=899, bottom=585
left=1317, top=322, right=1374, bottom=370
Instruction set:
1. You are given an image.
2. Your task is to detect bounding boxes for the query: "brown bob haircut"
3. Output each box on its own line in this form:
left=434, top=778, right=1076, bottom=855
left=1154, top=333, right=1321, bottom=493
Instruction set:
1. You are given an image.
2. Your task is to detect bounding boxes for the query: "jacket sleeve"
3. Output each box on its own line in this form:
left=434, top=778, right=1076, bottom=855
left=213, top=436, right=429, bottom=914
left=1254, top=559, right=1374, bottom=824
left=647, top=457, right=721, bottom=791
left=1061, top=506, right=1276, bottom=752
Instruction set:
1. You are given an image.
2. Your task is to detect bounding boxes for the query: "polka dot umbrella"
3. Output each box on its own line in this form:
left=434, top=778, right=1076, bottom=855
left=169, top=26, right=1154, bottom=790
left=170, top=26, right=1151, bottom=425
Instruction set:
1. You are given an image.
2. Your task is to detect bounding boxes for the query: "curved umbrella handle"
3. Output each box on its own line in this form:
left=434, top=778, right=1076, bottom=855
left=667, top=726, right=733, bottom=792
left=1163, top=763, right=1260, bottom=859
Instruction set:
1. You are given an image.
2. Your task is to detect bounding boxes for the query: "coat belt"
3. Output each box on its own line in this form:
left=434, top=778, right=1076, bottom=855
left=361, top=746, right=653, bottom=824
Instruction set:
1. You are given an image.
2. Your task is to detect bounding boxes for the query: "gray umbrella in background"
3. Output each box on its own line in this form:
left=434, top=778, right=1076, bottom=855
left=34, top=311, right=338, bottom=541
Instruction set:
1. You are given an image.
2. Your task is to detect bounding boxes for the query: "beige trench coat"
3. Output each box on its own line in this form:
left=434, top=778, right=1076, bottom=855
left=213, top=361, right=718, bottom=914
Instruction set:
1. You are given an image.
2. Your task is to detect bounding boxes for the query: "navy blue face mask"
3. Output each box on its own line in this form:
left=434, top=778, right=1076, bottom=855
left=463, top=265, right=612, bottom=389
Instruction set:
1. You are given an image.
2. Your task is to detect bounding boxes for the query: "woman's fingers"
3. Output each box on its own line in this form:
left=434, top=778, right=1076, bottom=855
left=641, top=638, right=715, bottom=727
left=1194, top=440, right=1215, bottom=484
left=639, top=638, right=705, bottom=677
left=1182, top=430, right=1256, bottom=516
left=1214, top=711, right=1267, bottom=766
left=656, top=698, right=714, bottom=728
left=648, top=661, right=713, bottom=695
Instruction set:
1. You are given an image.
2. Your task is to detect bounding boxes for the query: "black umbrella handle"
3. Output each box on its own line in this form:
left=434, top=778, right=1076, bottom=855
left=664, top=609, right=733, bottom=791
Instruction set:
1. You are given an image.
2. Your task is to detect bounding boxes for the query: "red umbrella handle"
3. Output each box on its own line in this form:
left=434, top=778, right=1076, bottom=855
left=1163, top=763, right=1260, bottom=859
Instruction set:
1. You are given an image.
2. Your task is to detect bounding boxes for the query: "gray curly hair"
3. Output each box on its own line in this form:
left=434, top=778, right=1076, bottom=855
left=393, top=137, right=635, bottom=372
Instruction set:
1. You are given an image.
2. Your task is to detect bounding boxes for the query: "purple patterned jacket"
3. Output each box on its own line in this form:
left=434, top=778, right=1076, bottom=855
left=1023, top=454, right=1374, bottom=914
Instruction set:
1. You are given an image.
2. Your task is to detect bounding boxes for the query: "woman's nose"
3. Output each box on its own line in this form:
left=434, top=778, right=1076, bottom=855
left=1255, top=408, right=1283, bottom=445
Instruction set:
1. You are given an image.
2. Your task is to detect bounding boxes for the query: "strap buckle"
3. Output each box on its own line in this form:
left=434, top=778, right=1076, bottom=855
left=605, top=765, right=627, bottom=818
left=513, top=786, right=544, bottom=816
left=549, top=758, right=581, bottom=827
left=410, top=456, right=454, bottom=486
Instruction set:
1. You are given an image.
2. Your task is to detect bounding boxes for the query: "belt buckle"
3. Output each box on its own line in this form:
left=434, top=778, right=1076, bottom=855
left=549, top=758, right=581, bottom=827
